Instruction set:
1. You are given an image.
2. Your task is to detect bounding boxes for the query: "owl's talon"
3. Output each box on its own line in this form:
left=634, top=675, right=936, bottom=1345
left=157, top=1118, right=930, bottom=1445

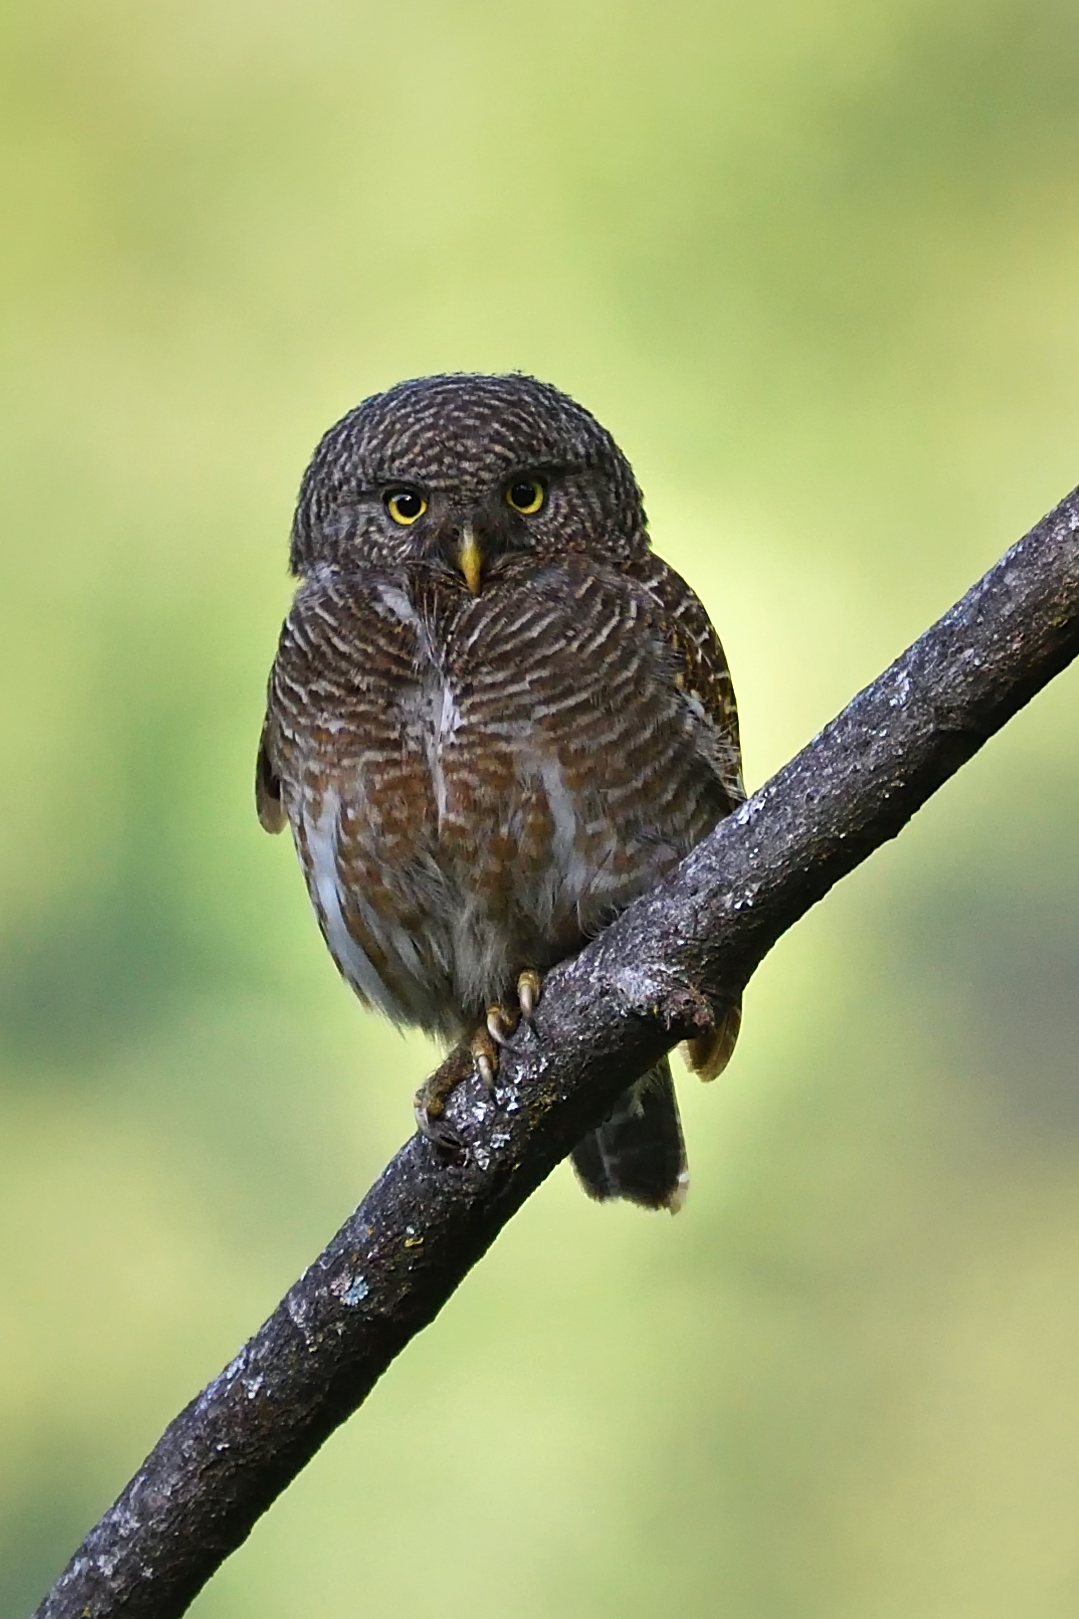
left=485, top=1006, right=516, bottom=1049
left=516, top=968, right=543, bottom=1030
left=413, top=1044, right=475, bottom=1155
left=414, top=1103, right=465, bottom=1154
left=471, top=1027, right=500, bottom=1091
left=483, top=969, right=544, bottom=1053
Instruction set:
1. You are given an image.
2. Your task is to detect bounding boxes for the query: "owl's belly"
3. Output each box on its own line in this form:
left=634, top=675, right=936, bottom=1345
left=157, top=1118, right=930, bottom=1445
left=288, top=562, right=728, bottom=1041
left=300, top=732, right=704, bottom=1042
left=436, top=737, right=689, bottom=1008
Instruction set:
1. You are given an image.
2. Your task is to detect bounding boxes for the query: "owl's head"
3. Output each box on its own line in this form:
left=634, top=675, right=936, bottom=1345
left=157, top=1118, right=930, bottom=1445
left=288, top=373, right=648, bottom=589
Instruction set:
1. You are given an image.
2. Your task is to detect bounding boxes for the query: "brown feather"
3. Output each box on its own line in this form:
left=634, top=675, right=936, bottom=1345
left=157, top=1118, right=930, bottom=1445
left=256, top=373, right=748, bottom=1205
left=255, top=728, right=286, bottom=834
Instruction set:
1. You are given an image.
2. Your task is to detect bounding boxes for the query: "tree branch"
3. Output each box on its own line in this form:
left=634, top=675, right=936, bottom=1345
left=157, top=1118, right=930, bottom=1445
left=35, top=485, right=1079, bottom=1619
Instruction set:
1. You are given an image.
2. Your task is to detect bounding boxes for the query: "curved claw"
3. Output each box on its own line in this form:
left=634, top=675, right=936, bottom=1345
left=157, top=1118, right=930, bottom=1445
left=413, top=1100, right=465, bottom=1154
left=472, top=1027, right=499, bottom=1088
left=516, top=968, right=542, bottom=1025
left=484, top=970, right=545, bottom=1054
left=485, top=1007, right=521, bottom=1053
left=485, top=1020, right=530, bottom=1056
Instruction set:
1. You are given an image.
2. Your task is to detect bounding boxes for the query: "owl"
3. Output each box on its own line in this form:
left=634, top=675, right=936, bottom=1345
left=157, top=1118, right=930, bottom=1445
left=256, top=374, right=744, bottom=1211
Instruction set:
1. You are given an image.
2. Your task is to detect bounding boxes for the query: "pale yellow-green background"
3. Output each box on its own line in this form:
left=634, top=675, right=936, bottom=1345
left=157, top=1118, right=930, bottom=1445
left=3, top=2, right=1079, bottom=1615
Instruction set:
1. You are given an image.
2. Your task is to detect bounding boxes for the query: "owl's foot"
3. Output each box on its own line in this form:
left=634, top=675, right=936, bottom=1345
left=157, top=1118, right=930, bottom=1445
left=412, top=1025, right=503, bottom=1151
left=484, top=969, right=544, bottom=1053
left=413, top=971, right=544, bottom=1152
left=413, top=1044, right=476, bottom=1152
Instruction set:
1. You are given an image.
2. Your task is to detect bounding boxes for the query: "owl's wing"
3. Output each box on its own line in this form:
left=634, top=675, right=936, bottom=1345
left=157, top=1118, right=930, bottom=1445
left=630, top=550, right=745, bottom=1080
left=255, top=720, right=287, bottom=833
left=631, top=551, right=745, bottom=811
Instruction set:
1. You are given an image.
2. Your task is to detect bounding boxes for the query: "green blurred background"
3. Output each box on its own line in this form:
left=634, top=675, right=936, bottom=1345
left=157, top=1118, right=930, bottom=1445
left=3, top=1, right=1079, bottom=1614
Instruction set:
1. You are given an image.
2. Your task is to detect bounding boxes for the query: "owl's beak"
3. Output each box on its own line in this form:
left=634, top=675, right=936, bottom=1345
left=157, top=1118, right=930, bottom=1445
left=456, top=524, right=484, bottom=595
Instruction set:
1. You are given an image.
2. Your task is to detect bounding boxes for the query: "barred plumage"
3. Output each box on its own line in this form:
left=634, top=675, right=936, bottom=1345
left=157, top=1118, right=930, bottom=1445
left=258, top=374, right=744, bottom=1210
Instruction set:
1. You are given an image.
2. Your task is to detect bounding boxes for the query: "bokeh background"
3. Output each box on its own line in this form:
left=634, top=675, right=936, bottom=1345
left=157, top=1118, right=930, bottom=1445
left=3, top=1, right=1079, bottom=1614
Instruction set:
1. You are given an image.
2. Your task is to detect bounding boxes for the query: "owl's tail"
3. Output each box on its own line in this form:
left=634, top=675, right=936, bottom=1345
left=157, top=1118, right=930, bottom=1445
left=570, top=1057, right=688, bottom=1213
left=569, top=996, right=742, bottom=1212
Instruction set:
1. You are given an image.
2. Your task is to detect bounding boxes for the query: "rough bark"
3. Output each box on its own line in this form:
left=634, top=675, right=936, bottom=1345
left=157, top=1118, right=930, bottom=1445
left=35, top=484, right=1079, bottom=1619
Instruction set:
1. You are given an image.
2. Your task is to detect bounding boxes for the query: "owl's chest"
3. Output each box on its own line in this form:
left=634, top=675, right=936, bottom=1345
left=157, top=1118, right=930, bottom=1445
left=285, top=564, right=715, bottom=1019
left=394, top=627, right=566, bottom=864
left=374, top=575, right=685, bottom=913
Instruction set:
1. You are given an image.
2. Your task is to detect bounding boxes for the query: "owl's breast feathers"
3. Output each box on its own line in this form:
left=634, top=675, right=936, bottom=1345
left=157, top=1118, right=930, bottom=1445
left=259, top=551, right=743, bottom=1036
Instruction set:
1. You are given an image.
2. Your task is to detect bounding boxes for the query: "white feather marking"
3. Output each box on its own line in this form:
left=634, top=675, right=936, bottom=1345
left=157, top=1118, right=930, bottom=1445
left=537, top=753, right=592, bottom=906
left=305, top=792, right=399, bottom=1017
left=666, top=1168, right=691, bottom=1215
left=373, top=583, right=419, bottom=626
left=374, top=582, right=444, bottom=676
left=437, top=681, right=461, bottom=740
left=425, top=676, right=461, bottom=829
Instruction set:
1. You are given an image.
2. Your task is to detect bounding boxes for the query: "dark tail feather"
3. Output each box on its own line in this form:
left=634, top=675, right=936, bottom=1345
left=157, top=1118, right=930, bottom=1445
left=571, top=1057, right=688, bottom=1213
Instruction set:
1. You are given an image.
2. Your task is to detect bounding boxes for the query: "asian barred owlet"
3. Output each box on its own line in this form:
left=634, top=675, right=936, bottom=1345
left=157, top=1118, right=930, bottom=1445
left=256, top=374, right=744, bottom=1212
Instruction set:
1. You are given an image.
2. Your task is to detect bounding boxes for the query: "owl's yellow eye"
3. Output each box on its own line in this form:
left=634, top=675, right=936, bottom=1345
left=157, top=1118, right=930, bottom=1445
left=385, top=489, right=428, bottom=525
left=505, top=478, right=545, bottom=515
